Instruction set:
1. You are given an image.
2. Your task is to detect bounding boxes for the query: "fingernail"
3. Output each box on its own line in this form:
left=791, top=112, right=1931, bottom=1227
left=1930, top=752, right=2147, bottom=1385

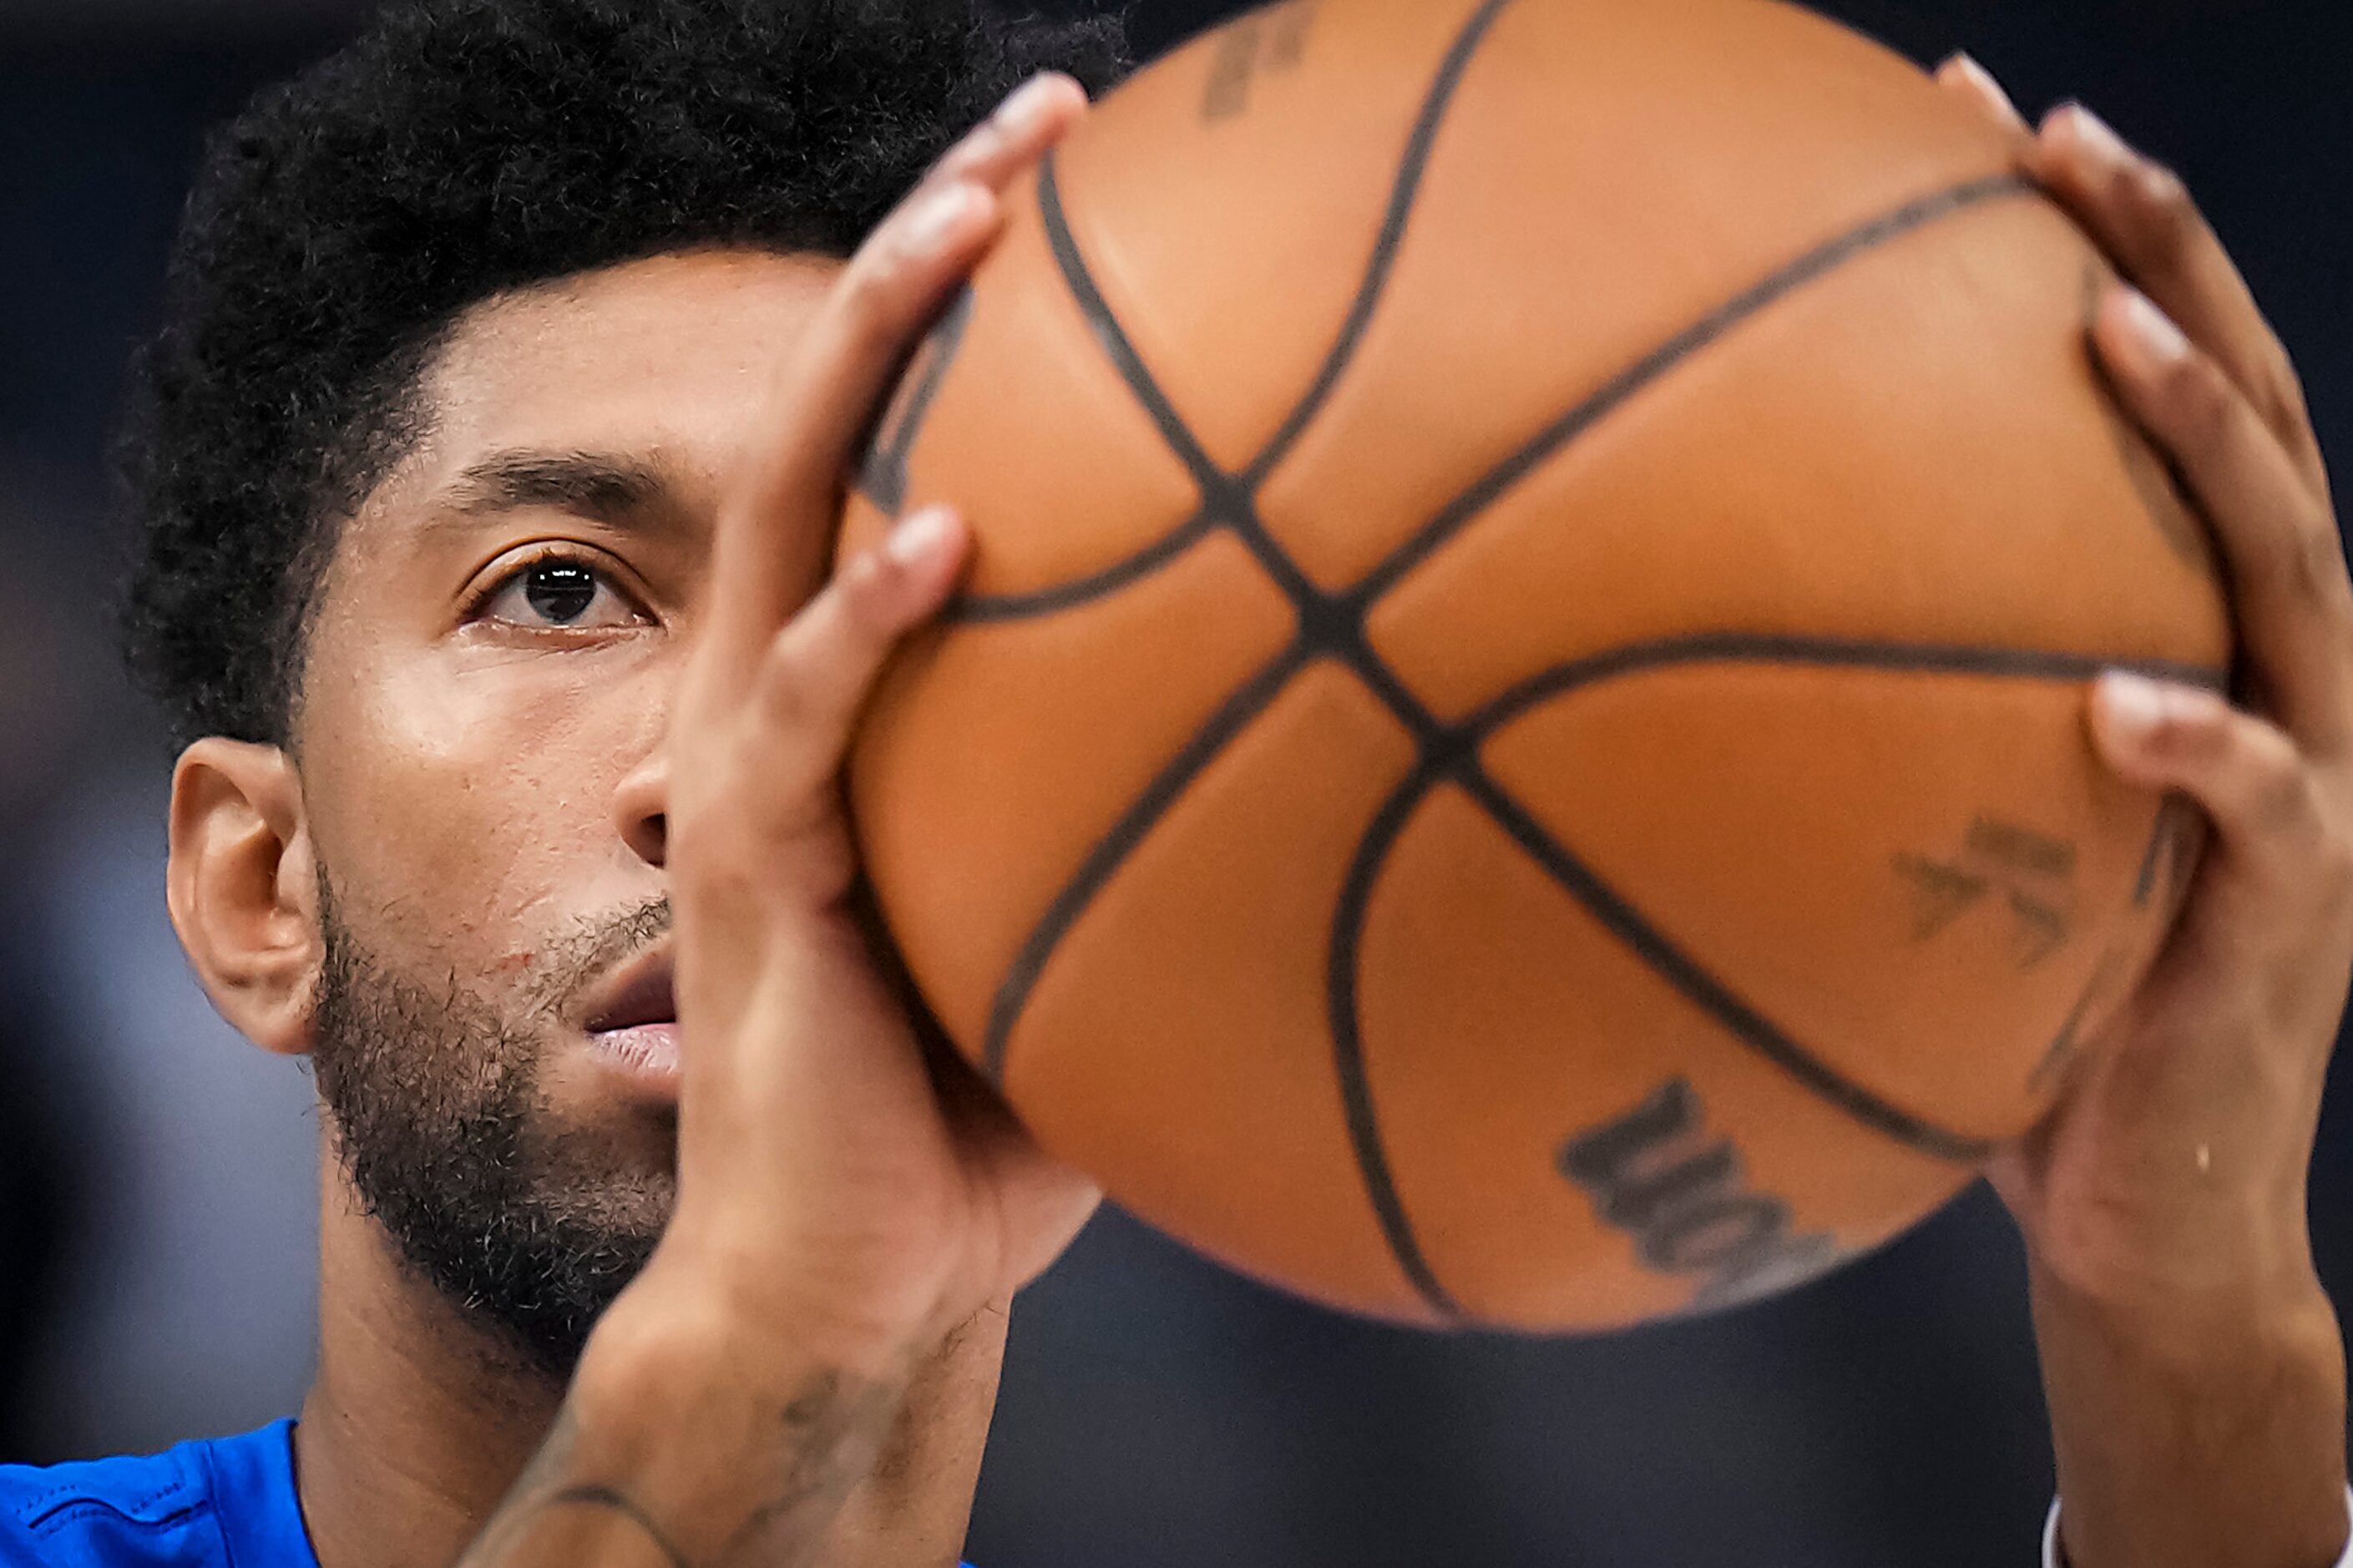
left=899, top=182, right=982, bottom=256
left=2118, top=286, right=2190, bottom=365
left=1950, top=53, right=2023, bottom=127
left=2097, top=670, right=2168, bottom=736
left=993, top=73, right=1068, bottom=137
left=2060, top=102, right=2133, bottom=169
left=883, top=503, right=955, bottom=569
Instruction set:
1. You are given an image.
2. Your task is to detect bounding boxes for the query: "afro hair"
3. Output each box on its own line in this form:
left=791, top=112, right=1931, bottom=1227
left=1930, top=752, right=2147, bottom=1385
left=119, top=0, right=1127, bottom=748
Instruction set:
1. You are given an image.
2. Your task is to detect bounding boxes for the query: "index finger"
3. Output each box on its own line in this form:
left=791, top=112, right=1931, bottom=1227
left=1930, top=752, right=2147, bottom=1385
left=2031, top=104, right=2328, bottom=501
left=705, top=74, right=1089, bottom=670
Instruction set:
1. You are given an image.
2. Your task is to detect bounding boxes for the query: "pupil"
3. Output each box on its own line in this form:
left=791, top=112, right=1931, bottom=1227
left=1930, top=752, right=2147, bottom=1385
left=524, top=563, right=597, bottom=624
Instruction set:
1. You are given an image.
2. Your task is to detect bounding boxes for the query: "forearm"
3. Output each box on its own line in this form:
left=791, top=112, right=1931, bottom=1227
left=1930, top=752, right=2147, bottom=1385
left=457, top=1290, right=921, bottom=1568
left=2035, top=1259, right=2350, bottom=1568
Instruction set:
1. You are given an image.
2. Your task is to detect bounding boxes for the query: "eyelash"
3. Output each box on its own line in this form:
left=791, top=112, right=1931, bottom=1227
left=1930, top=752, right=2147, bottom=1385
left=463, top=547, right=645, bottom=630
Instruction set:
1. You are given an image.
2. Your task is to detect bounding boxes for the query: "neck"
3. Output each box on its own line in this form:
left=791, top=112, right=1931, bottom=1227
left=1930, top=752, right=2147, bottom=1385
left=296, top=1158, right=564, bottom=1568
left=296, top=1156, right=1010, bottom=1568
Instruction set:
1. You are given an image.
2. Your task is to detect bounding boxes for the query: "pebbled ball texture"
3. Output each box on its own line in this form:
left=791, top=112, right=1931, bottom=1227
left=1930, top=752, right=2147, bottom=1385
left=842, top=0, right=2229, bottom=1333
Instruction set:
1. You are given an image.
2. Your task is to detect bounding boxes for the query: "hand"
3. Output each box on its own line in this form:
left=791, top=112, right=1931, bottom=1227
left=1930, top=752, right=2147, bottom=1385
left=1940, top=50, right=2347, bottom=1348
left=457, top=74, right=1101, bottom=1568
left=642, top=68, right=1101, bottom=1368
left=1941, top=58, right=2350, bottom=1568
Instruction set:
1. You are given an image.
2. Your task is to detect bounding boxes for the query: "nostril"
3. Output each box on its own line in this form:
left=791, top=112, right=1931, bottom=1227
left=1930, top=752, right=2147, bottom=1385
left=613, top=745, right=670, bottom=868
left=622, top=810, right=667, bottom=870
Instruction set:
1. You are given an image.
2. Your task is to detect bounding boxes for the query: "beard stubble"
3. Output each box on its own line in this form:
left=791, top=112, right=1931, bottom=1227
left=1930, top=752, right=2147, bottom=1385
left=308, top=878, right=674, bottom=1378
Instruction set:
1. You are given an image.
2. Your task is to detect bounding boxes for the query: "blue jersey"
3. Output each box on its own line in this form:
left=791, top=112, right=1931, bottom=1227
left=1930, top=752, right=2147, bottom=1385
left=0, top=1421, right=315, bottom=1566
left=0, top=1423, right=987, bottom=1565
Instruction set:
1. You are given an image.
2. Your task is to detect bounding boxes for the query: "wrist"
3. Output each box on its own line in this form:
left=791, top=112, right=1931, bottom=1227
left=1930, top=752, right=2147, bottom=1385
left=554, top=1276, right=922, bottom=1560
left=2032, top=1254, right=2344, bottom=1395
left=586, top=1257, right=927, bottom=1419
left=632, top=1206, right=958, bottom=1374
left=2032, top=1256, right=2349, bottom=1568
left=2021, top=1177, right=2325, bottom=1344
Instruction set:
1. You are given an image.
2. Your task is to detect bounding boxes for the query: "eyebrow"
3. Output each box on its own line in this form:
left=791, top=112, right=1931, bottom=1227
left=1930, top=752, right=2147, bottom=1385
left=438, top=449, right=672, bottom=527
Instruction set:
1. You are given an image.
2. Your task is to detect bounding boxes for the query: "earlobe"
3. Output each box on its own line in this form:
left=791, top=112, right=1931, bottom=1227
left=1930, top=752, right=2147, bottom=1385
left=167, top=739, right=321, bottom=1058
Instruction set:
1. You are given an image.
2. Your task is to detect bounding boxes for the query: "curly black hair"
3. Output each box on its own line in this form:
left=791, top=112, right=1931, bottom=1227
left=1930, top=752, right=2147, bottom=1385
left=119, top=0, right=1127, bottom=749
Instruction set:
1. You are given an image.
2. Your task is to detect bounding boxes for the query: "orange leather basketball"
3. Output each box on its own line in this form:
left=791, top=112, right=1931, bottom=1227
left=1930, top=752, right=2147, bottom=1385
left=842, top=0, right=2230, bottom=1332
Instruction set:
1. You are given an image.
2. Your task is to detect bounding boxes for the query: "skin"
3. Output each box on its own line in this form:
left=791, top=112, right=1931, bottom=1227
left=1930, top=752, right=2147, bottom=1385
left=159, top=58, right=2346, bottom=1568
left=1942, top=58, right=2353, bottom=1567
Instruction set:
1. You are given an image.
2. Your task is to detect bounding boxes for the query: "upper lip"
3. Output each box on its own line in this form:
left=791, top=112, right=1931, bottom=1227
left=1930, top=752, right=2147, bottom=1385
left=583, top=947, right=676, bottom=1034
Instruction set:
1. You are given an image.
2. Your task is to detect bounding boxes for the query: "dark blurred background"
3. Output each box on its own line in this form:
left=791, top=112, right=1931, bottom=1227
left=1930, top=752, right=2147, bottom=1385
left=0, top=1, right=2345, bottom=1564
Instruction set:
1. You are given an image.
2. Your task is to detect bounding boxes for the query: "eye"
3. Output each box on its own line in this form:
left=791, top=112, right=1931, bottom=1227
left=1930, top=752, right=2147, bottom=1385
left=475, top=554, right=645, bottom=631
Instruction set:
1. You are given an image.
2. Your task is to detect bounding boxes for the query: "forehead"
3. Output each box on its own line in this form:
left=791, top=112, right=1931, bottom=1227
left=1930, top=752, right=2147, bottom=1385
left=407, top=247, right=843, bottom=498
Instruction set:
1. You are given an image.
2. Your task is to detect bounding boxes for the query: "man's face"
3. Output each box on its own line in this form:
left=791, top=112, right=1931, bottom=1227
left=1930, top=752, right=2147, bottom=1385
left=291, top=250, right=841, bottom=1371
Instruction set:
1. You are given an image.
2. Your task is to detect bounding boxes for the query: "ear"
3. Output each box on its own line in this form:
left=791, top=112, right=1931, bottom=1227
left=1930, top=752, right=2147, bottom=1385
left=167, top=739, right=321, bottom=1058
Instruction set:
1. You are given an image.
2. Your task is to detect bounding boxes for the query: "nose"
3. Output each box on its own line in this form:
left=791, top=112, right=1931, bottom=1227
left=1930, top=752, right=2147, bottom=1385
left=613, top=744, right=669, bottom=869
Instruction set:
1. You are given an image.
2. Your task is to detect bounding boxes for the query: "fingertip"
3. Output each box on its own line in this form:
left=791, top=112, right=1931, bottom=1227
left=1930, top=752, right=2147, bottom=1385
left=2087, top=671, right=2223, bottom=774
left=2093, top=284, right=2194, bottom=381
left=868, top=503, right=971, bottom=619
left=2041, top=101, right=2154, bottom=198
left=1034, top=71, right=1095, bottom=119
left=994, top=71, right=1088, bottom=128
left=2091, top=668, right=2167, bottom=747
left=881, top=502, right=968, bottom=573
left=1936, top=53, right=2027, bottom=134
left=893, top=179, right=997, bottom=263
left=987, top=71, right=1090, bottom=159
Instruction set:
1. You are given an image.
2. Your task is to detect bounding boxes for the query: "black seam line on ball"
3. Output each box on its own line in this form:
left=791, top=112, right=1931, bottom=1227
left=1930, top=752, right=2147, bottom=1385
left=970, top=168, right=2035, bottom=629
left=1460, top=634, right=2229, bottom=738
left=1454, top=766, right=1996, bottom=1163
left=1036, top=150, right=1229, bottom=493
left=1328, top=756, right=1476, bottom=1320
left=1323, top=632, right=2232, bottom=1225
left=1244, top=0, right=1516, bottom=487
left=857, top=286, right=974, bottom=518
left=1349, top=172, right=2035, bottom=607
left=994, top=163, right=2047, bottom=1318
left=959, top=0, right=1515, bottom=625
left=947, top=506, right=1221, bottom=624
left=949, top=155, right=1219, bottom=625
left=982, top=641, right=1314, bottom=1082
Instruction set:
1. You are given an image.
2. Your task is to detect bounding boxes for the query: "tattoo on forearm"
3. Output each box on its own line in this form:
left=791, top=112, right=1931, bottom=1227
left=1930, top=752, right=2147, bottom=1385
left=724, top=1368, right=908, bottom=1560
left=539, top=1485, right=691, bottom=1568
left=456, top=1363, right=912, bottom=1568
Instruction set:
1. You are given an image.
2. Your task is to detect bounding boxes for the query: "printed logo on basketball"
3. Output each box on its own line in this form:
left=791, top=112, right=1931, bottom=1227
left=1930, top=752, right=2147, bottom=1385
left=1200, top=1, right=1316, bottom=123
left=1558, top=1080, right=1839, bottom=1313
left=1893, top=816, right=2078, bottom=969
left=848, top=0, right=2233, bottom=1332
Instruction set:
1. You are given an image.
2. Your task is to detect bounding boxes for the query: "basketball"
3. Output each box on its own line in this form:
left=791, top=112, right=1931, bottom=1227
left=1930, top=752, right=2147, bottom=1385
left=842, top=0, right=2230, bottom=1332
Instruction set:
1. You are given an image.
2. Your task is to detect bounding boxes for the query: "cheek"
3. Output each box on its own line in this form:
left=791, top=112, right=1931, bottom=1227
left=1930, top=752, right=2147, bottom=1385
left=304, top=643, right=671, bottom=967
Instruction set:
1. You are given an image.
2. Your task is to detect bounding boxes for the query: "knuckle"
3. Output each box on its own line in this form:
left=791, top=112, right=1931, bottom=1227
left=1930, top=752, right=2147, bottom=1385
left=2248, top=747, right=2322, bottom=837
left=678, top=731, right=845, bottom=867
left=2317, top=829, right=2353, bottom=894
left=820, top=558, right=913, bottom=651
left=2144, top=692, right=2234, bottom=771
left=757, top=788, right=854, bottom=870
left=2254, top=346, right=2315, bottom=438
left=2159, top=686, right=2233, bottom=750
left=754, top=637, right=850, bottom=741
left=2285, top=524, right=2351, bottom=609
left=837, top=249, right=924, bottom=347
left=837, top=273, right=907, bottom=357
left=2127, top=160, right=2198, bottom=250
left=2151, top=354, right=2233, bottom=452
left=752, top=649, right=826, bottom=733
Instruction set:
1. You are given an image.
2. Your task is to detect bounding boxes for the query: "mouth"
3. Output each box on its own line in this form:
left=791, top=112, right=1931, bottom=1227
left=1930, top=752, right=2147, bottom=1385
left=585, top=948, right=676, bottom=1034
left=582, top=948, right=680, bottom=1090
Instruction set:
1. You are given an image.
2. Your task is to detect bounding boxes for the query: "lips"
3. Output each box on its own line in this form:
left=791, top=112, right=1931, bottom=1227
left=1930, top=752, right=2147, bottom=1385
left=584, top=950, right=676, bottom=1035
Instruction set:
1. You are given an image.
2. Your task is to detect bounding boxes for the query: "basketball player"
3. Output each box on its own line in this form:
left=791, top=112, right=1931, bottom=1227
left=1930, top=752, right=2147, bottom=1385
left=1, top=4, right=2345, bottom=1565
